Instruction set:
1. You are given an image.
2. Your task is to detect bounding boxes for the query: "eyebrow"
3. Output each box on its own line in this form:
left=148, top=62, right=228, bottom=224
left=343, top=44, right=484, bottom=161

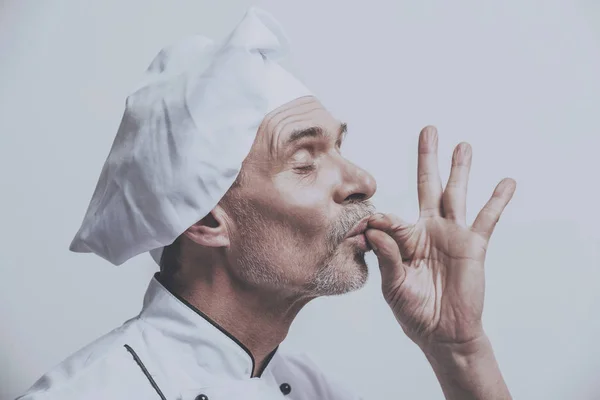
left=284, top=122, right=348, bottom=147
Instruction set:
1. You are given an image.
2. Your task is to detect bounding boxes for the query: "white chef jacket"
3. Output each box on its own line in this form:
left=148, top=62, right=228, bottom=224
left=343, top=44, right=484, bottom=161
left=17, top=273, right=362, bottom=400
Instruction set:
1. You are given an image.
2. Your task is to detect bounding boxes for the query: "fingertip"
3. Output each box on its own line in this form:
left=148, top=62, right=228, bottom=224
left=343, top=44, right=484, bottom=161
left=369, top=212, right=385, bottom=220
left=367, top=213, right=386, bottom=226
left=419, top=126, right=438, bottom=151
left=421, top=125, right=437, bottom=135
left=501, top=178, right=517, bottom=194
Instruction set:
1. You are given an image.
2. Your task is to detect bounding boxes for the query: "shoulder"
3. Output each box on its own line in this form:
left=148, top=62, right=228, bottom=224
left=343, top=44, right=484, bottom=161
left=16, top=319, right=163, bottom=400
left=272, top=350, right=363, bottom=400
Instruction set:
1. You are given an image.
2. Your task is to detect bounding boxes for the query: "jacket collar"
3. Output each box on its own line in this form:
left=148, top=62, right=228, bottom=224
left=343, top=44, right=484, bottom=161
left=139, top=273, right=278, bottom=379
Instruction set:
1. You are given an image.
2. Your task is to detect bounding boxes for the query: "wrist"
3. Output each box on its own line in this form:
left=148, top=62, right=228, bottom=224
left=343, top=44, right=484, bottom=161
left=422, top=334, right=512, bottom=400
left=422, top=333, right=494, bottom=370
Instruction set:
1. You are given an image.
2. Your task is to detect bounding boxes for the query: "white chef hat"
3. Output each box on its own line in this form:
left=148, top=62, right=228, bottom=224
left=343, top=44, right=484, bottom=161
left=69, top=7, right=313, bottom=266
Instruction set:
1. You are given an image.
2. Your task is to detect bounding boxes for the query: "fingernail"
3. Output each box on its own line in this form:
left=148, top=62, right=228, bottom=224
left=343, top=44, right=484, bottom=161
left=371, top=213, right=385, bottom=220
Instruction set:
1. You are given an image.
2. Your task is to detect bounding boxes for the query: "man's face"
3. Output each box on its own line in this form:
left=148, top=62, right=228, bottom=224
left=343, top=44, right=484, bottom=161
left=222, top=96, right=377, bottom=297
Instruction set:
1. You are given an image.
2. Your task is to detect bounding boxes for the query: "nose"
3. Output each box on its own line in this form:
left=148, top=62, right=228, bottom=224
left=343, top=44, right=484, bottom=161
left=334, top=160, right=377, bottom=204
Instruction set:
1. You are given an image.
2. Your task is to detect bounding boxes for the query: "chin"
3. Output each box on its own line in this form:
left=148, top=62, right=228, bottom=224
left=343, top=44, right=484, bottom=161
left=345, top=251, right=370, bottom=291
left=306, top=245, right=369, bottom=296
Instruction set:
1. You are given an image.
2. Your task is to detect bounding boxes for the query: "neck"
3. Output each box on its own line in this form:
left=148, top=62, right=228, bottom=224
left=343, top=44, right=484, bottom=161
left=159, top=264, right=314, bottom=377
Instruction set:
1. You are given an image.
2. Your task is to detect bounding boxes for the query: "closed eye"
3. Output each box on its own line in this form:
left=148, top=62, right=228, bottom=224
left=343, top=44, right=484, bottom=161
left=293, top=163, right=316, bottom=174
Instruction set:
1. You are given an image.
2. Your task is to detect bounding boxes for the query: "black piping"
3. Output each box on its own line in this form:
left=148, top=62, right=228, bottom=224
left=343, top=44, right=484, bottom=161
left=155, top=272, right=279, bottom=377
left=124, top=344, right=167, bottom=400
left=258, top=345, right=278, bottom=376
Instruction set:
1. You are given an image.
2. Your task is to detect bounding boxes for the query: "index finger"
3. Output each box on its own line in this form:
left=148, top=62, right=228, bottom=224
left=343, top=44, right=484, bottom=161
left=367, top=213, right=412, bottom=242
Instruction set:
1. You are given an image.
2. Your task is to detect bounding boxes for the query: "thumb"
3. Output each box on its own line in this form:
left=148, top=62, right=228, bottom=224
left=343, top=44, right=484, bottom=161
left=365, top=228, right=407, bottom=286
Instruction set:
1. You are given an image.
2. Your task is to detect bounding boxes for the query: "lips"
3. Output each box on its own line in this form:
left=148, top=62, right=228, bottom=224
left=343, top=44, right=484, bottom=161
left=344, top=216, right=370, bottom=239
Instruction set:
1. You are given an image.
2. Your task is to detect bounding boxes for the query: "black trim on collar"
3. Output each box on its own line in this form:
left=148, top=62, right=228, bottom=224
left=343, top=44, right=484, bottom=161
left=154, top=272, right=279, bottom=378
left=258, top=345, right=278, bottom=376
left=124, top=344, right=167, bottom=400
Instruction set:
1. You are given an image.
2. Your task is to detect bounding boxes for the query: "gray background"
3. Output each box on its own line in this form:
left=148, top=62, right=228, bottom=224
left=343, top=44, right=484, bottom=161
left=1, top=1, right=599, bottom=399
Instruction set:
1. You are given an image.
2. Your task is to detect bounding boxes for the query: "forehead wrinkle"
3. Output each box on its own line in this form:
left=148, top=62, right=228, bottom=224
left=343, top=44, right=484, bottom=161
left=277, top=109, right=345, bottom=156
left=262, top=96, right=321, bottom=133
left=250, top=98, right=322, bottom=172
left=277, top=106, right=323, bottom=131
left=265, top=96, right=318, bottom=126
left=261, top=108, right=293, bottom=162
left=261, top=101, right=311, bottom=157
left=268, top=105, right=324, bottom=160
left=281, top=109, right=342, bottom=141
left=275, top=110, right=327, bottom=153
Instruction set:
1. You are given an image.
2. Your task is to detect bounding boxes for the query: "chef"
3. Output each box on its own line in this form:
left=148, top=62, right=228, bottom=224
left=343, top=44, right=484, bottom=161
left=17, top=7, right=516, bottom=400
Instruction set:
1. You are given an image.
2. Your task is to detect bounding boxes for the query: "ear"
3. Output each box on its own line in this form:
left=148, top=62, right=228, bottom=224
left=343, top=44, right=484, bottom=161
left=183, top=205, right=230, bottom=248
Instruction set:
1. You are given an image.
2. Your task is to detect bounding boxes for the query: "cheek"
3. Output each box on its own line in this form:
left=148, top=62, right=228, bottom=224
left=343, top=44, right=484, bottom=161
left=239, top=170, right=340, bottom=245
left=273, top=183, right=333, bottom=234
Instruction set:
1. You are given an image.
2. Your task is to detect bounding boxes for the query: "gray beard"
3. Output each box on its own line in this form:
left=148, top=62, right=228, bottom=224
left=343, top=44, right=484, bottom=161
left=233, top=200, right=376, bottom=297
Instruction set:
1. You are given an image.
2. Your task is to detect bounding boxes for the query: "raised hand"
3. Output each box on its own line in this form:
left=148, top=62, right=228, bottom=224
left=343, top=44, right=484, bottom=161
left=365, top=126, right=516, bottom=349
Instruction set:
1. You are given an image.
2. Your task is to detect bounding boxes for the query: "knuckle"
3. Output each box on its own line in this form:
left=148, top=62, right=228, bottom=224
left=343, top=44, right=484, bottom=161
left=444, top=180, right=464, bottom=190
left=417, top=172, right=438, bottom=185
left=482, top=208, right=500, bottom=224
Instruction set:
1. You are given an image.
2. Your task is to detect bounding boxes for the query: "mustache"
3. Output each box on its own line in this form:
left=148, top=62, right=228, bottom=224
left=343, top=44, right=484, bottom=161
left=328, top=199, right=376, bottom=246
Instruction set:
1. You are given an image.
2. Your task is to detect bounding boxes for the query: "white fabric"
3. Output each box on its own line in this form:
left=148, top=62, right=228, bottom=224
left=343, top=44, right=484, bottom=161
left=68, top=7, right=313, bottom=266
left=16, top=275, right=362, bottom=400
